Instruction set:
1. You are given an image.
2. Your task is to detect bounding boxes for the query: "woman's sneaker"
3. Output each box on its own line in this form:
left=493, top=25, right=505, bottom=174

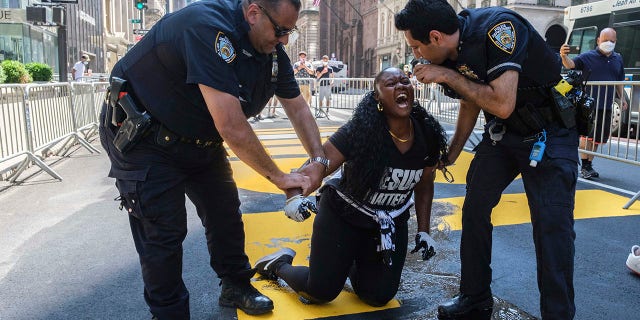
left=254, top=248, right=296, bottom=280
left=626, top=245, right=640, bottom=276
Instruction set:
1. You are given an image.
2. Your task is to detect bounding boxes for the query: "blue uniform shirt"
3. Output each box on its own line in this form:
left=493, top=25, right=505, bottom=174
left=572, top=49, right=625, bottom=110
left=442, top=7, right=561, bottom=121
left=111, top=0, right=299, bottom=139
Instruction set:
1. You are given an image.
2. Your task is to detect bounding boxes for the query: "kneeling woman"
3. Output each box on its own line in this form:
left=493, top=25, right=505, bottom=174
left=255, top=67, right=448, bottom=306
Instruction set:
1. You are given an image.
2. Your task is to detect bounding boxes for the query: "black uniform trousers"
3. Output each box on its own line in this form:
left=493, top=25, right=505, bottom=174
left=98, top=105, right=252, bottom=320
left=460, top=124, right=578, bottom=320
left=277, top=188, right=408, bottom=306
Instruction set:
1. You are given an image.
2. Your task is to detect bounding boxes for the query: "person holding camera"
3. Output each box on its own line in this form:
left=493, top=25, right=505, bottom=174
left=315, top=55, right=334, bottom=118
left=253, top=67, right=449, bottom=307
left=98, top=1, right=327, bottom=319
left=396, top=0, right=579, bottom=319
left=293, top=51, right=314, bottom=106
left=560, top=27, right=627, bottom=179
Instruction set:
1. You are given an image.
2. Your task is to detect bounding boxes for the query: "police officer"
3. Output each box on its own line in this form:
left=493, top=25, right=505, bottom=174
left=98, top=0, right=327, bottom=319
left=396, top=1, right=578, bottom=319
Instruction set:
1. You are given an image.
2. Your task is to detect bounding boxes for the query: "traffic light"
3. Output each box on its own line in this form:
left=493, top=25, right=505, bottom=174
left=135, top=0, right=147, bottom=10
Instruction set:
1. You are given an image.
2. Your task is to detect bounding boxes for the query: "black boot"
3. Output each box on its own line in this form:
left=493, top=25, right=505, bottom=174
left=218, top=279, right=273, bottom=315
left=437, top=293, right=493, bottom=320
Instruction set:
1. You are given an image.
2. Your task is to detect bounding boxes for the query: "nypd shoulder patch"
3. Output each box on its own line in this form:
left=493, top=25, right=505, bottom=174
left=215, top=31, right=236, bottom=63
left=488, top=21, right=516, bottom=54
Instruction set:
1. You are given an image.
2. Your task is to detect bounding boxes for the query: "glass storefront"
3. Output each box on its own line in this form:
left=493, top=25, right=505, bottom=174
left=0, top=23, right=58, bottom=72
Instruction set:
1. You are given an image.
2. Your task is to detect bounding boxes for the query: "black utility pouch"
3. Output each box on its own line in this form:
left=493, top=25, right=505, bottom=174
left=113, top=94, right=152, bottom=153
left=574, top=94, right=595, bottom=136
left=550, top=87, right=577, bottom=129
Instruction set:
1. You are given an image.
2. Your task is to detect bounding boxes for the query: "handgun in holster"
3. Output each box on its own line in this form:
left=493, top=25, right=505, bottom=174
left=109, top=77, right=152, bottom=153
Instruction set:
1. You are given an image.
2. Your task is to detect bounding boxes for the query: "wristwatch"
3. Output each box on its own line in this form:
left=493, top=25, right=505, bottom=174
left=309, top=156, right=330, bottom=171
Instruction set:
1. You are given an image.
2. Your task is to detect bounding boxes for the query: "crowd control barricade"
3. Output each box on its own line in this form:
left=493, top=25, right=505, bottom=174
left=0, top=82, right=106, bottom=183
left=581, top=80, right=640, bottom=208
left=0, top=84, right=55, bottom=182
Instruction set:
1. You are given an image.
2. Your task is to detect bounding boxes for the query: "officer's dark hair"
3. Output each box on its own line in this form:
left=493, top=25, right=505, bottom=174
left=340, top=68, right=448, bottom=200
left=394, top=0, right=458, bottom=45
left=245, top=0, right=301, bottom=12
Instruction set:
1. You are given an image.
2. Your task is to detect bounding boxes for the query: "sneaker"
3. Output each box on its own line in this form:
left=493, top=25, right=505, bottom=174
left=581, top=164, right=599, bottom=179
left=254, top=247, right=296, bottom=280
left=626, top=245, right=640, bottom=276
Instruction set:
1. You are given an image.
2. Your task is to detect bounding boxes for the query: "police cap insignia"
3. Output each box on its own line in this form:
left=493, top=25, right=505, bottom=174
left=488, top=21, right=516, bottom=54
left=215, top=31, right=236, bottom=63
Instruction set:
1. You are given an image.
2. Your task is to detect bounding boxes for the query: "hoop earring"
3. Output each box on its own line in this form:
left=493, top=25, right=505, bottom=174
left=377, top=102, right=383, bottom=112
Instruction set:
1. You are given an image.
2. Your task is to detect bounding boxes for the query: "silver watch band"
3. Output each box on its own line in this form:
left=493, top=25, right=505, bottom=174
left=309, top=156, right=330, bottom=170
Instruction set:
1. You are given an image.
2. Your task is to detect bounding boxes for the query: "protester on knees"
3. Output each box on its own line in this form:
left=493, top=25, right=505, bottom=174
left=98, top=1, right=326, bottom=318
left=254, top=67, right=448, bottom=307
left=396, top=1, right=579, bottom=319
left=559, top=27, right=627, bottom=179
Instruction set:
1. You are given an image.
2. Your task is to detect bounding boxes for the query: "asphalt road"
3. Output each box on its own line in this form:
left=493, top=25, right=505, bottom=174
left=0, top=109, right=638, bottom=320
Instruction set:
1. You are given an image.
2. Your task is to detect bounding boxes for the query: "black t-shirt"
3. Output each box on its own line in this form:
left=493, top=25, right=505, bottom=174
left=328, top=117, right=439, bottom=213
left=111, top=0, right=299, bottom=139
left=315, top=65, right=333, bottom=84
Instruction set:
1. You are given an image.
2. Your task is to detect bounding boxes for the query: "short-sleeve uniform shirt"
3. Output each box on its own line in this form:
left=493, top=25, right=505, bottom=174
left=111, top=0, right=299, bottom=139
left=442, top=7, right=562, bottom=121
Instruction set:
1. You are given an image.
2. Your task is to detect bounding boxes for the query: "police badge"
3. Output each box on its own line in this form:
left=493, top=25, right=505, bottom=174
left=488, top=21, right=516, bottom=54
left=215, top=31, right=236, bottom=63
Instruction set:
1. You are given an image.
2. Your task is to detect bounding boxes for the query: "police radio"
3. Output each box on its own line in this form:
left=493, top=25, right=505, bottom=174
left=551, top=70, right=594, bottom=136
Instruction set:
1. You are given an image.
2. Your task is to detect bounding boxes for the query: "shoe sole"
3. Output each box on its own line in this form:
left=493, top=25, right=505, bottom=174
left=255, top=248, right=296, bottom=278
left=437, top=307, right=493, bottom=320
left=218, top=298, right=274, bottom=315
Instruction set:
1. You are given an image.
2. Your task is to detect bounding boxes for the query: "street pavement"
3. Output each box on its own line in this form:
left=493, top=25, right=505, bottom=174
left=0, top=108, right=639, bottom=320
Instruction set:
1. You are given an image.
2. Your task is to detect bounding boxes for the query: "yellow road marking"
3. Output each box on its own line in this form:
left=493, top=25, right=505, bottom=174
left=241, top=211, right=400, bottom=319
left=234, top=126, right=640, bottom=318
left=438, top=190, right=640, bottom=231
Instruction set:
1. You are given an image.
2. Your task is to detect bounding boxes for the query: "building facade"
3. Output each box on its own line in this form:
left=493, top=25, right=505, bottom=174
left=320, top=0, right=575, bottom=76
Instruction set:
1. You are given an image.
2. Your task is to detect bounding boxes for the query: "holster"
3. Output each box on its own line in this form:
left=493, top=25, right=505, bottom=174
left=108, top=77, right=152, bottom=153
left=108, top=77, right=127, bottom=127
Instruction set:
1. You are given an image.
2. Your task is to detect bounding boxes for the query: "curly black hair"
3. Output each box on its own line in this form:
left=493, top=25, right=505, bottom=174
left=340, top=86, right=449, bottom=200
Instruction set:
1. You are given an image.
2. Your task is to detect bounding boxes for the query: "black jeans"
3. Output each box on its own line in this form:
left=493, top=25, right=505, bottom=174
left=99, top=104, right=252, bottom=320
left=460, top=124, right=578, bottom=319
left=277, top=189, right=408, bottom=307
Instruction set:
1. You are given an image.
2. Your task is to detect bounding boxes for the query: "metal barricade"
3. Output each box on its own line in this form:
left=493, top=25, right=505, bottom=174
left=580, top=80, right=639, bottom=208
left=0, top=81, right=107, bottom=183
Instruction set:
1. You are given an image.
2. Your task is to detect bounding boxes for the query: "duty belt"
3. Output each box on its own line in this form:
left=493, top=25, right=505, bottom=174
left=152, top=122, right=222, bottom=149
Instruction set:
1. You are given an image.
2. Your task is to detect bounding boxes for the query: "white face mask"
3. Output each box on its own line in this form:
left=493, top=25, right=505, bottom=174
left=83, top=61, right=88, bottom=65
left=598, top=41, right=615, bottom=54
left=322, top=61, right=328, bottom=66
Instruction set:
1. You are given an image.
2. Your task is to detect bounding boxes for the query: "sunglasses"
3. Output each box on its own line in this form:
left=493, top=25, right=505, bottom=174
left=257, top=4, right=298, bottom=37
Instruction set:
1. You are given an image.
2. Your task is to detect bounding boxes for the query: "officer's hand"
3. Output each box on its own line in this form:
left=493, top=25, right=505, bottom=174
left=274, top=172, right=312, bottom=195
left=413, top=63, right=447, bottom=85
left=410, top=231, right=436, bottom=261
left=297, top=162, right=325, bottom=196
left=283, top=194, right=317, bottom=222
left=559, top=44, right=570, bottom=57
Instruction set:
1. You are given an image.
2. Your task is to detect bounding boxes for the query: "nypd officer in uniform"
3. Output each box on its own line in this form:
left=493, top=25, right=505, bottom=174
left=396, top=0, right=578, bottom=319
left=98, top=0, right=327, bottom=319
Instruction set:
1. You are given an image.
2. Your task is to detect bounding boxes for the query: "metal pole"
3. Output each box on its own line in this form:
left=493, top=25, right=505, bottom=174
left=57, top=23, right=68, bottom=82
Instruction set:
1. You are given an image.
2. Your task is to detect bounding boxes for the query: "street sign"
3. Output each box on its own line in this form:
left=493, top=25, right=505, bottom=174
left=131, top=19, right=141, bottom=23
left=133, top=29, right=150, bottom=35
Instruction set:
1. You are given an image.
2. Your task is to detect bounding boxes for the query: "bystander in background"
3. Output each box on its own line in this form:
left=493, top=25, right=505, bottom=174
left=559, top=27, right=628, bottom=179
